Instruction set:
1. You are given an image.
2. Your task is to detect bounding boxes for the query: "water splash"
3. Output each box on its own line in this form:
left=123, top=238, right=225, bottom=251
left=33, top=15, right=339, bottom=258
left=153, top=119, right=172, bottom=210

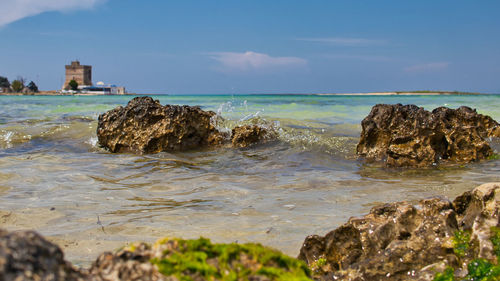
left=86, top=136, right=99, bottom=147
left=1, top=131, right=14, bottom=149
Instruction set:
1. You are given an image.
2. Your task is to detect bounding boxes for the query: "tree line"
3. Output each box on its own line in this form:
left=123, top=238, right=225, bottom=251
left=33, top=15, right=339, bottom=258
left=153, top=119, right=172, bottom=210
left=0, top=76, right=39, bottom=93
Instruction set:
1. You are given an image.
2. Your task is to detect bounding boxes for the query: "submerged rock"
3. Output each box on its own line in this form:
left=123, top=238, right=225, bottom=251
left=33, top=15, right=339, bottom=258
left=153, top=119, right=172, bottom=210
left=97, top=96, right=226, bottom=153
left=356, top=104, right=500, bottom=167
left=298, top=182, right=500, bottom=281
left=0, top=229, right=86, bottom=281
left=231, top=125, right=277, bottom=148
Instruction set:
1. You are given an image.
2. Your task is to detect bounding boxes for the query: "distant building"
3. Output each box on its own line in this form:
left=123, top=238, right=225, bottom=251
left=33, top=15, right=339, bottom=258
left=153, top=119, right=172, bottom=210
left=63, top=61, right=92, bottom=90
left=79, top=82, right=126, bottom=95
left=61, top=61, right=126, bottom=94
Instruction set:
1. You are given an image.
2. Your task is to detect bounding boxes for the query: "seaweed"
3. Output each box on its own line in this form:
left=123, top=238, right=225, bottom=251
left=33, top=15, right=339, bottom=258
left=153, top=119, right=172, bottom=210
left=434, top=267, right=454, bottom=281
left=491, top=227, right=500, bottom=259
left=488, top=154, right=500, bottom=161
left=434, top=228, right=500, bottom=281
left=453, top=230, right=471, bottom=259
left=150, top=237, right=312, bottom=281
left=309, top=257, right=327, bottom=274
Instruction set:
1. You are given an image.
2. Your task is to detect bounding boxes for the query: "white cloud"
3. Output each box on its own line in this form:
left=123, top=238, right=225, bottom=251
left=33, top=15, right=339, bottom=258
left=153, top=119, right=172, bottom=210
left=209, top=51, right=307, bottom=72
left=296, top=37, right=387, bottom=46
left=322, top=54, right=395, bottom=62
left=404, top=62, right=450, bottom=73
left=0, top=0, right=106, bottom=27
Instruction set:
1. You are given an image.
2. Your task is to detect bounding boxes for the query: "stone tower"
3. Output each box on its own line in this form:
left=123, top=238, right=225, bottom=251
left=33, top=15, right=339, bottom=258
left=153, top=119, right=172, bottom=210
left=63, top=61, right=92, bottom=90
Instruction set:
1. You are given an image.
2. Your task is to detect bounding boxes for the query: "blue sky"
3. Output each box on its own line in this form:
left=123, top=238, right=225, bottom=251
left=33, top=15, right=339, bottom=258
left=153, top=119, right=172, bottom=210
left=0, top=0, right=499, bottom=94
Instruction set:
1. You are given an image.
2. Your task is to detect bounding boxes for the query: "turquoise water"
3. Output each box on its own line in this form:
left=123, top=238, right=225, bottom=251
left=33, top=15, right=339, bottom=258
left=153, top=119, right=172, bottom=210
left=0, top=94, right=499, bottom=266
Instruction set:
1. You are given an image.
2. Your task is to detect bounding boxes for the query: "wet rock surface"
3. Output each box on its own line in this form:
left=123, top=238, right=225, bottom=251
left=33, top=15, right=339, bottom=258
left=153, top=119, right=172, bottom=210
left=97, top=96, right=226, bottom=153
left=0, top=229, right=86, bottom=281
left=89, top=243, right=165, bottom=281
left=231, top=125, right=277, bottom=148
left=357, top=104, right=500, bottom=167
left=298, top=182, right=500, bottom=281
left=97, top=96, right=278, bottom=153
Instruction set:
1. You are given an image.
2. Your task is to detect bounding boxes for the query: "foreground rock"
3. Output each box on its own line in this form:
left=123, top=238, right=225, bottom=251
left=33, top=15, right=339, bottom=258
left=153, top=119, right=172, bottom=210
left=91, top=237, right=312, bottom=281
left=357, top=104, right=500, bottom=167
left=0, top=229, right=85, bottom=281
left=89, top=243, right=164, bottom=281
left=97, top=97, right=226, bottom=153
left=231, top=125, right=277, bottom=148
left=299, top=182, right=500, bottom=281
left=0, top=230, right=311, bottom=281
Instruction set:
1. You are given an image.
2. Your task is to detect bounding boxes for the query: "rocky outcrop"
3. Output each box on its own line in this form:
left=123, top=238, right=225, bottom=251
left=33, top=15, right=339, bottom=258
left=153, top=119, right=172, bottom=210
left=357, top=104, right=500, bottom=167
left=298, top=182, right=500, bottom=281
left=231, top=125, right=277, bottom=148
left=0, top=229, right=86, bottom=281
left=97, top=97, right=279, bottom=153
left=97, top=97, right=227, bottom=153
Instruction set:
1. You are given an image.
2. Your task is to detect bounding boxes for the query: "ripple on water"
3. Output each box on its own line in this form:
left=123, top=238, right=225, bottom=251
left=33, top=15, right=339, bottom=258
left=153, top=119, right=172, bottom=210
left=0, top=94, right=499, bottom=265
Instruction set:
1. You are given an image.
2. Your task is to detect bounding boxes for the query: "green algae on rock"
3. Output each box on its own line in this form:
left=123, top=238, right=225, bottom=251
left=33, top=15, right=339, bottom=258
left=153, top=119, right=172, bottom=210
left=434, top=227, right=500, bottom=281
left=150, top=237, right=312, bottom=281
left=89, top=237, right=312, bottom=281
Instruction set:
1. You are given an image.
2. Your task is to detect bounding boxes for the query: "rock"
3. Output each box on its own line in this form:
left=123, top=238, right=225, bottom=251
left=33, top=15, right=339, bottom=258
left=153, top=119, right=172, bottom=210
left=356, top=104, right=500, bottom=167
left=231, top=125, right=277, bottom=148
left=97, top=97, right=227, bottom=153
left=89, top=243, right=166, bottom=281
left=0, top=229, right=86, bottom=281
left=299, top=198, right=459, bottom=280
left=453, top=183, right=500, bottom=262
left=90, top=237, right=312, bottom=281
left=0, top=228, right=311, bottom=281
left=298, top=182, right=500, bottom=281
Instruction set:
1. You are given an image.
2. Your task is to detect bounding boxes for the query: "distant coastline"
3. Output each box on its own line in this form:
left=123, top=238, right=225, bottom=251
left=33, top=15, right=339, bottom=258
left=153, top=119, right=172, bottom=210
left=314, top=91, right=487, bottom=96
left=0, top=90, right=495, bottom=96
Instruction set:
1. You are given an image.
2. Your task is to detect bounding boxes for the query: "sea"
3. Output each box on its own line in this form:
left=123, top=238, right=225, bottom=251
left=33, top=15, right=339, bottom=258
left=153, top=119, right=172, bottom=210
left=0, top=94, right=499, bottom=266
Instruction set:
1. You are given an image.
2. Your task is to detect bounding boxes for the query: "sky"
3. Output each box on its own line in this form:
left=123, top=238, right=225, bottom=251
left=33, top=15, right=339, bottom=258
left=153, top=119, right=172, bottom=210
left=0, top=0, right=499, bottom=94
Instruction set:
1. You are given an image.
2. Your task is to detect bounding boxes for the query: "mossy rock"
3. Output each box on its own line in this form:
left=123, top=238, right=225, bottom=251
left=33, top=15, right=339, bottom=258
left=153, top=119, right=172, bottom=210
left=150, top=237, right=312, bottom=281
left=433, top=227, right=500, bottom=281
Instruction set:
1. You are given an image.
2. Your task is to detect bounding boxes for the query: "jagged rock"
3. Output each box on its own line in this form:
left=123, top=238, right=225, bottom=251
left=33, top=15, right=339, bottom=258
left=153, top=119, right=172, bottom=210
left=299, top=198, right=459, bottom=280
left=97, top=97, right=227, bottom=153
left=89, top=243, right=166, bottom=281
left=453, top=182, right=500, bottom=262
left=0, top=229, right=86, bottom=281
left=356, top=104, right=500, bottom=167
left=298, top=182, right=500, bottom=281
left=231, top=125, right=277, bottom=148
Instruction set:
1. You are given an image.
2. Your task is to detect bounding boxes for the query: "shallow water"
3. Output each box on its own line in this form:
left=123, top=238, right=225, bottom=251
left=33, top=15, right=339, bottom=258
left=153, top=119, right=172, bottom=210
left=0, top=94, right=499, bottom=266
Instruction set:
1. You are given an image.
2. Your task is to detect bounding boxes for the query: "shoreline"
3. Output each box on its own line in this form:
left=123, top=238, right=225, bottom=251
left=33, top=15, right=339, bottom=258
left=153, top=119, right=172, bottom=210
left=0, top=91, right=496, bottom=96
